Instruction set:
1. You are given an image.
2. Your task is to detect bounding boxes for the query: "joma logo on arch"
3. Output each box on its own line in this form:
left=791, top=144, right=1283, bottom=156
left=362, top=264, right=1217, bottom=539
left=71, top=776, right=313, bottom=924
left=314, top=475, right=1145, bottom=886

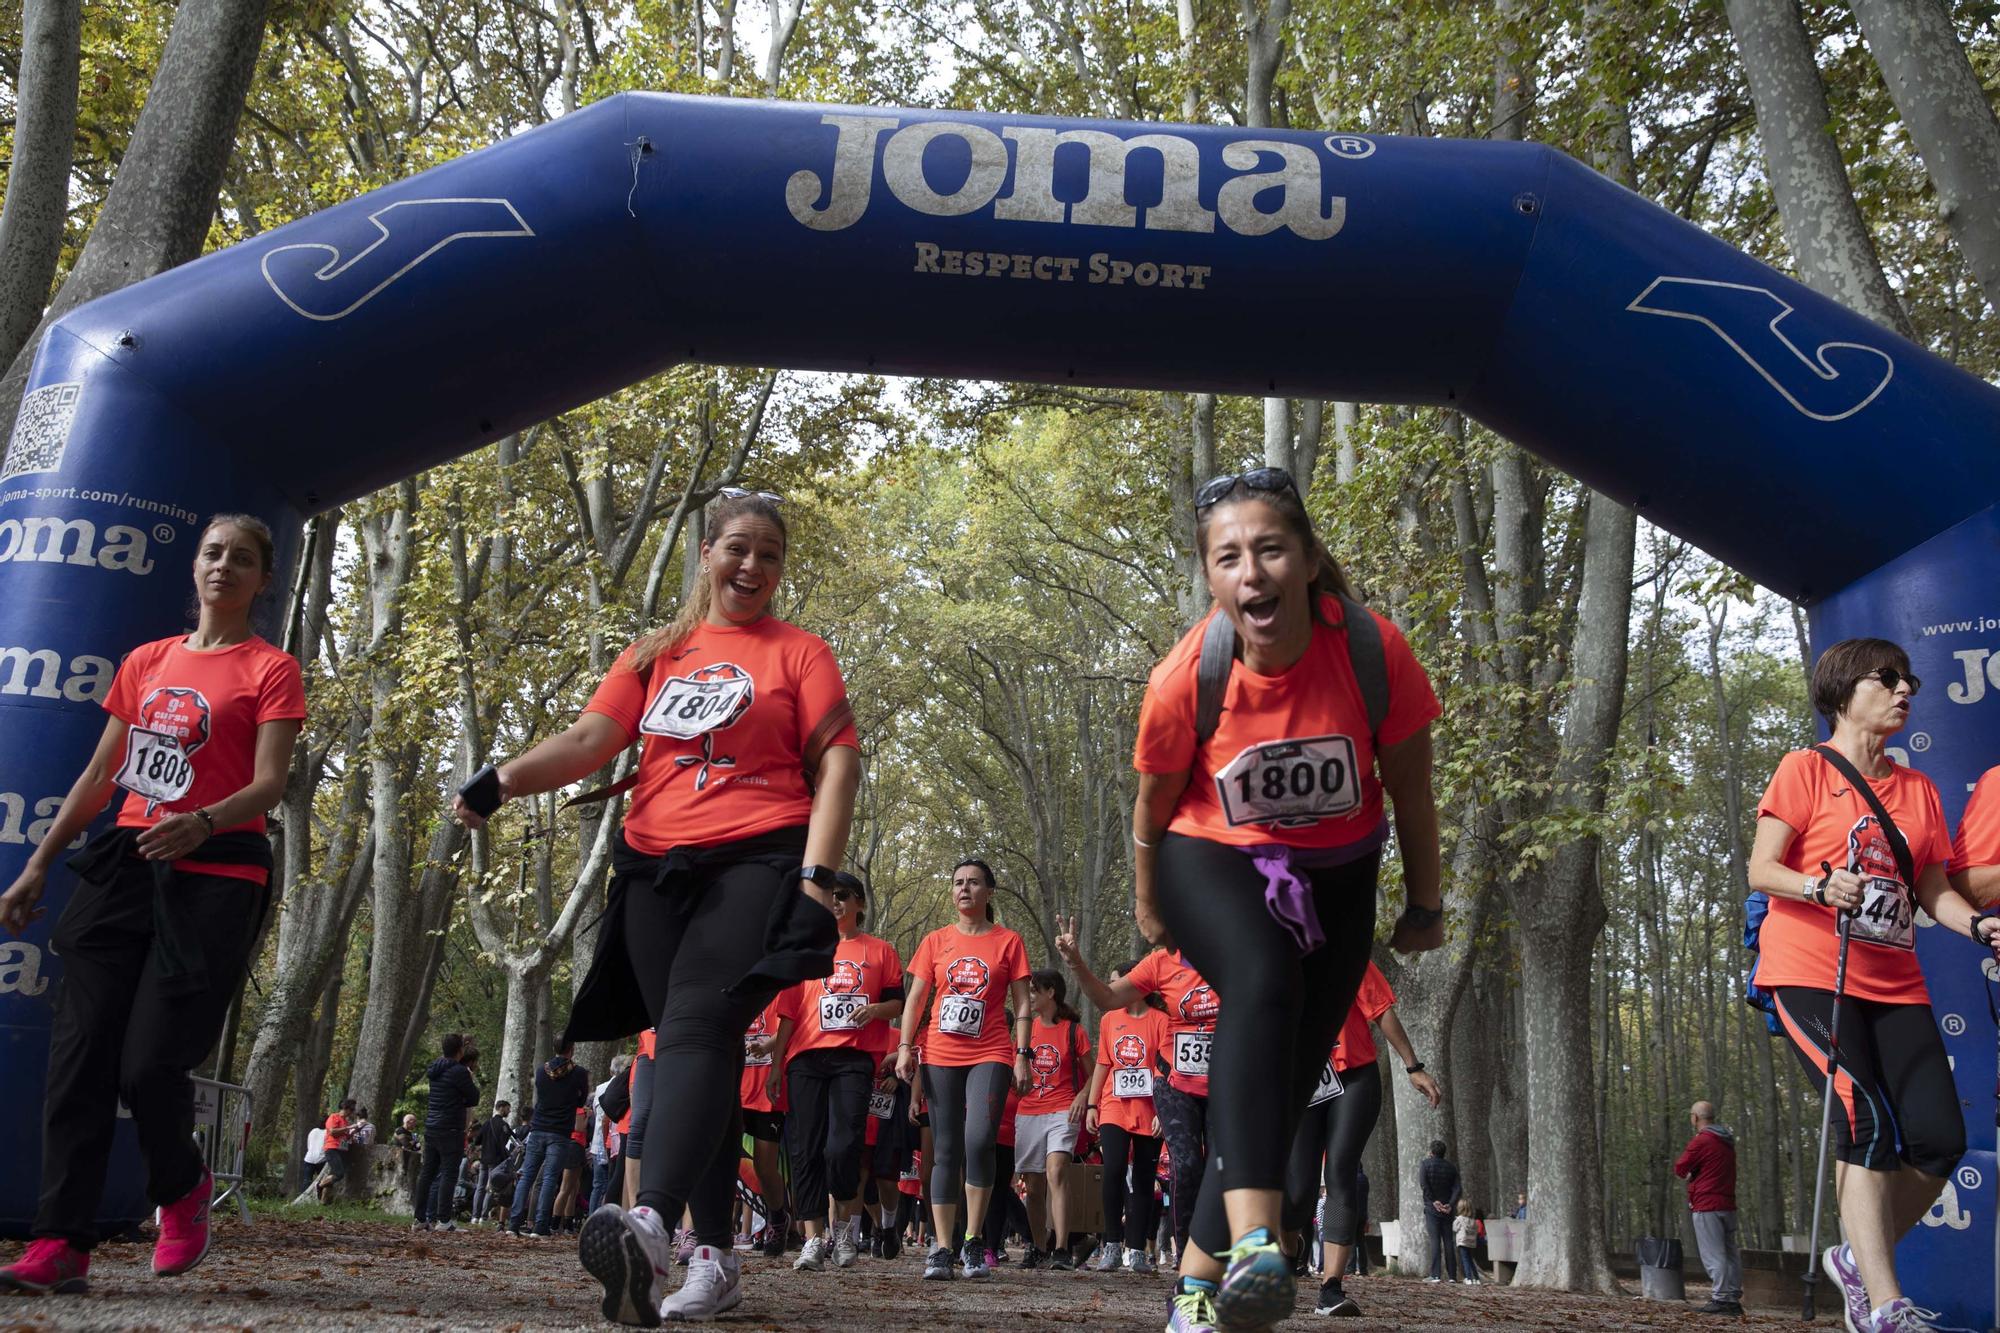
left=787, top=114, right=1347, bottom=241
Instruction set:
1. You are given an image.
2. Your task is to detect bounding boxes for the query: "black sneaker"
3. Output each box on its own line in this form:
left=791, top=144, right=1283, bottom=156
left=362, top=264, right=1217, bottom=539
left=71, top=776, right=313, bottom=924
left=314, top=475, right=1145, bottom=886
left=879, top=1228, right=901, bottom=1261
left=1315, top=1277, right=1358, bottom=1316
left=1019, top=1245, right=1046, bottom=1270
left=960, top=1239, right=990, bottom=1280
left=1049, top=1247, right=1076, bottom=1272
left=1694, top=1299, right=1745, bottom=1316
left=923, top=1246, right=956, bottom=1280
left=761, top=1210, right=788, bottom=1259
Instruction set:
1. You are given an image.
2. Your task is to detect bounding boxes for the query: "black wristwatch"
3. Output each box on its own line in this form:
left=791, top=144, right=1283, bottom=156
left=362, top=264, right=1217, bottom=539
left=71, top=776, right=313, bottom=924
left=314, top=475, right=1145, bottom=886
left=1016, top=1048, right=1033, bottom=1058
left=799, top=865, right=839, bottom=887
left=1406, top=1061, right=1426, bottom=1076
left=1400, top=902, right=1443, bottom=929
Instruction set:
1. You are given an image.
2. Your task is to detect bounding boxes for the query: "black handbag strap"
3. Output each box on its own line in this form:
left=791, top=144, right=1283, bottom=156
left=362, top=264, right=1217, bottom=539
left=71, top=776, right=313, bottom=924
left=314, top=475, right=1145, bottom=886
left=1810, top=744, right=1916, bottom=887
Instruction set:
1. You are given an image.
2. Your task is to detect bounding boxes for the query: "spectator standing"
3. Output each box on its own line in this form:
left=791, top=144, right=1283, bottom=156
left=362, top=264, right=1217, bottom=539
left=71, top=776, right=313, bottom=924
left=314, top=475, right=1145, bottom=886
left=414, top=1034, right=481, bottom=1231
left=510, top=1042, right=590, bottom=1237
left=316, top=1098, right=358, bottom=1203
left=1452, top=1201, right=1480, bottom=1284
left=1511, top=1190, right=1527, bottom=1220
left=1419, top=1140, right=1461, bottom=1283
left=472, top=1100, right=513, bottom=1225
left=1673, top=1099, right=1742, bottom=1316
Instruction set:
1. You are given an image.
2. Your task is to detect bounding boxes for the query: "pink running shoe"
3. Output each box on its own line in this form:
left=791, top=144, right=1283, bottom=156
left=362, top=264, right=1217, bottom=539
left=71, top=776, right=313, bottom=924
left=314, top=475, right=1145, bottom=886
left=154, top=1167, right=214, bottom=1276
left=674, top=1228, right=697, bottom=1266
left=0, top=1237, right=90, bottom=1294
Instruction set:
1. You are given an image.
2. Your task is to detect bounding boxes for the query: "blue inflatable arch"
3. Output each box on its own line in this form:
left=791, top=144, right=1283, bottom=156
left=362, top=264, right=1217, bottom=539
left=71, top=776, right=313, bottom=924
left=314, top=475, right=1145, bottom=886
left=4, top=92, right=1999, bottom=1311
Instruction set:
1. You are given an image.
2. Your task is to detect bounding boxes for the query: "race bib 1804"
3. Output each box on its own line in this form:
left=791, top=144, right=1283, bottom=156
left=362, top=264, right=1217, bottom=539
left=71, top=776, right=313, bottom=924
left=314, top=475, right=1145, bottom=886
left=1307, top=1061, right=1344, bottom=1107
left=820, top=993, right=867, bottom=1031
left=1213, top=734, right=1360, bottom=827
left=1172, top=1030, right=1214, bottom=1078
left=116, top=727, right=196, bottom=806
left=639, top=666, right=754, bottom=739
left=938, top=995, right=985, bottom=1038
left=1112, top=1066, right=1154, bottom=1099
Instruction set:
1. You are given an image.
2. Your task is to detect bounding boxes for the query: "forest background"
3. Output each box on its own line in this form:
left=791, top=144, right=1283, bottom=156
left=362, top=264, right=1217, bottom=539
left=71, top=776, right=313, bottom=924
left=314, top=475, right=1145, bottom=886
left=2, top=0, right=1997, bottom=1293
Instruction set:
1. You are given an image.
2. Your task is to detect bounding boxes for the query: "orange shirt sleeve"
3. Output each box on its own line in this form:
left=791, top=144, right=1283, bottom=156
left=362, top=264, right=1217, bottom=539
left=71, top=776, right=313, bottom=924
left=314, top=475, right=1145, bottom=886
left=881, top=940, right=906, bottom=990
left=580, top=643, right=646, bottom=742
left=1373, top=615, right=1443, bottom=749
left=1357, top=962, right=1395, bottom=1024
left=910, top=931, right=937, bottom=1000
left=1123, top=950, right=1162, bottom=998
left=1000, top=930, right=1030, bottom=992
left=1756, top=749, right=1815, bottom=838
left=103, top=641, right=153, bottom=726
left=1132, top=643, right=1199, bottom=776
left=258, top=649, right=308, bottom=724
left=794, top=637, right=859, bottom=752
left=1952, top=767, right=2000, bottom=873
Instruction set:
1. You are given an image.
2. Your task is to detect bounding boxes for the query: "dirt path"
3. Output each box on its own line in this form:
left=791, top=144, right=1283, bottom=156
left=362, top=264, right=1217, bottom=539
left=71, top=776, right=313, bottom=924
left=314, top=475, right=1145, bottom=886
left=2, top=1219, right=1834, bottom=1331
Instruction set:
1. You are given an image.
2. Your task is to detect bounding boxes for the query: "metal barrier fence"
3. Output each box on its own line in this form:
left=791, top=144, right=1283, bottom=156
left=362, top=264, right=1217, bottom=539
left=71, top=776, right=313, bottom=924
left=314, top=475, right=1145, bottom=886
left=189, top=1076, right=253, bottom=1225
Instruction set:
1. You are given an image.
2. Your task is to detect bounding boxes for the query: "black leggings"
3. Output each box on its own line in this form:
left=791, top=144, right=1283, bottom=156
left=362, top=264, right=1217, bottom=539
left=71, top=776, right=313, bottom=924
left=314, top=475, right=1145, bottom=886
left=627, top=845, right=794, bottom=1246
left=786, top=1047, right=875, bottom=1224
left=921, top=1062, right=1011, bottom=1205
left=1281, top=1061, right=1382, bottom=1243
left=1099, top=1123, right=1163, bottom=1248
left=1774, top=986, right=1965, bottom=1177
left=1154, top=832, right=1378, bottom=1259
left=1151, top=1076, right=1208, bottom=1255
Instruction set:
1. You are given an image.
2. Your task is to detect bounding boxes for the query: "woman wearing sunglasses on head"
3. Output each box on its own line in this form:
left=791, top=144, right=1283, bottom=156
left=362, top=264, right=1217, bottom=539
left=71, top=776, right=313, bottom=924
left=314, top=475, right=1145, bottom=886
left=785, top=870, right=905, bottom=1272
left=1130, top=467, right=1445, bottom=1333
left=452, top=487, right=861, bottom=1327
left=1749, top=639, right=2000, bottom=1333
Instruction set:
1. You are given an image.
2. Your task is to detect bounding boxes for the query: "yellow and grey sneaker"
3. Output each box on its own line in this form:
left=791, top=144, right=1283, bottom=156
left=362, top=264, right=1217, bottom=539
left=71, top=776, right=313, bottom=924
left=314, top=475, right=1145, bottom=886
left=1214, top=1227, right=1292, bottom=1330
left=1167, top=1277, right=1221, bottom=1333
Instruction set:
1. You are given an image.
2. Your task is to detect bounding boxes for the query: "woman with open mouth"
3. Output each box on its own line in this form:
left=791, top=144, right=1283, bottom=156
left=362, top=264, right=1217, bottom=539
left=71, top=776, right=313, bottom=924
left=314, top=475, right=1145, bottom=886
left=1129, top=468, right=1445, bottom=1333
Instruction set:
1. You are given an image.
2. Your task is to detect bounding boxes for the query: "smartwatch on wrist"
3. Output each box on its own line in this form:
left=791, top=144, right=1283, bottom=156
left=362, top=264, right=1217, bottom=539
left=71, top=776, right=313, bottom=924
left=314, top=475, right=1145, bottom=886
left=1016, top=1048, right=1033, bottom=1058
left=799, top=864, right=839, bottom=888
left=1406, top=1061, right=1426, bottom=1076
left=1400, top=902, right=1443, bottom=929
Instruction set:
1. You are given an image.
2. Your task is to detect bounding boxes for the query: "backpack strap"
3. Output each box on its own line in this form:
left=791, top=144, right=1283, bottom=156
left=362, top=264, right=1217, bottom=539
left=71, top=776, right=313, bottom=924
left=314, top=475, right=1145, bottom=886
left=1809, top=744, right=1917, bottom=886
left=1192, top=596, right=1390, bottom=747
left=1194, top=611, right=1235, bottom=744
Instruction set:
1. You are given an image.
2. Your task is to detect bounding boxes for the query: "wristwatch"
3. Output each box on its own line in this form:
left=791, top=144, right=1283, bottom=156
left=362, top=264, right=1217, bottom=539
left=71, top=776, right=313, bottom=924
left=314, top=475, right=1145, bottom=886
left=1016, top=1048, right=1034, bottom=1058
left=799, top=865, right=839, bottom=888
left=1406, top=1061, right=1426, bottom=1076
left=1400, top=902, right=1443, bottom=929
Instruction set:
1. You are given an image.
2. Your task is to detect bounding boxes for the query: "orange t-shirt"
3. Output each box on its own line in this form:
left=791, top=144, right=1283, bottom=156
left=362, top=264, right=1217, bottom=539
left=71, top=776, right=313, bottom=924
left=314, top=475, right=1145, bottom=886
left=1330, top=962, right=1395, bottom=1072
left=1950, top=766, right=2000, bottom=878
left=910, top=924, right=1030, bottom=1068
left=105, top=635, right=306, bottom=884
left=583, top=617, right=858, bottom=854
left=1123, top=950, right=1219, bottom=1097
left=323, top=1112, right=350, bottom=1149
left=618, top=1028, right=657, bottom=1134
left=1019, top=1016, right=1092, bottom=1116
left=788, top=932, right=905, bottom=1058
left=1133, top=597, right=1440, bottom=850
left=1094, top=1006, right=1169, bottom=1134
left=740, top=991, right=798, bottom=1113
left=1755, top=748, right=1952, bottom=1004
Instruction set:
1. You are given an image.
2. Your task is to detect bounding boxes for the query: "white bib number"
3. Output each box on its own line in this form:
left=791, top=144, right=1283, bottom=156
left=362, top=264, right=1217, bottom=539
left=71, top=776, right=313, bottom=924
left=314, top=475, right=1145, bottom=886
left=1172, top=1031, right=1214, bottom=1079
left=1308, top=1061, right=1344, bottom=1107
left=938, top=996, right=985, bottom=1038
left=1214, top=734, right=1361, bottom=827
left=869, top=1090, right=895, bottom=1120
left=1851, top=877, right=1916, bottom=951
left=820, top=993, right=867, bottom=1031
left=743, top=1039, right=772, bottom=1068
left=1113, top=1066, right=1154, bottom=1099
left=640, top=671, right=754, bottom=739
left=116, top=727, right=196, bottom=805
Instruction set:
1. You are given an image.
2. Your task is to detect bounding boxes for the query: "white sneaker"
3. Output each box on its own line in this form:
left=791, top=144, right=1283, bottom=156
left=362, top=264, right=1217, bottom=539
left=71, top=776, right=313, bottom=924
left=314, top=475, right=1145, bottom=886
left=1093, top=1243, right=1124, bottom=1272
left=660, top=1245, right=742, bottom=1323
left=1425, top=1275, right=1442, bottom=1284
left=1123, top=1248, right=1156, bottom=1275
left=793, top=1235, right=829, bottom=1272
left=579, top=1203, right=673, bottom=1328
left=832, top=1229, right=859, bottom=1269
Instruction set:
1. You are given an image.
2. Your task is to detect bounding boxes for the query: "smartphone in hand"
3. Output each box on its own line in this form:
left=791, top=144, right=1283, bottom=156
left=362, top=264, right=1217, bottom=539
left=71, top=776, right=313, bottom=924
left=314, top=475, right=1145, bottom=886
left=459, top=764, right=503, bottom=818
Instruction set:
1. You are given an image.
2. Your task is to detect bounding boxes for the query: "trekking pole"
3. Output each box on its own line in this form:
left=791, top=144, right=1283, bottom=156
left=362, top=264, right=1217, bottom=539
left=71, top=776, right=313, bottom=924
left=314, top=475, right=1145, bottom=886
left=1979, top=909, right=2000, bottom=1333
left=1803, top=860, right=1853, bottom=1323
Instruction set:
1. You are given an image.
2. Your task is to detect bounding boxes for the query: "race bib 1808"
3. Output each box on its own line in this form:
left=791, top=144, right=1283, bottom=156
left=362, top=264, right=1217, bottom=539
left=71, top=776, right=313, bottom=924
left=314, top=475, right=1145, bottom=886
left=938, top=996, right=985, bottom=1038
left=1213, top=734, right=1361, bottom=827
left=1172, top=1030, right=1214, bottom=1078
left=116, top=727, right=196, bottom=806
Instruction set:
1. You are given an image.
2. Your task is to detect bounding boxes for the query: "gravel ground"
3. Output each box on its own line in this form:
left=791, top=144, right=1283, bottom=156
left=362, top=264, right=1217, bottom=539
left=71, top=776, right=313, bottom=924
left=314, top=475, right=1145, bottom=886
left=1, top=1218, right=1835, bottom=1331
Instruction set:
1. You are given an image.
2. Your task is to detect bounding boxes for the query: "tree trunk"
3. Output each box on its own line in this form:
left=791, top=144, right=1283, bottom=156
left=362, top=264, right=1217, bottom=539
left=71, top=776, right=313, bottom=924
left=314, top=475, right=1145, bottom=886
left=285, top=957, right=346, bottom=1194
left=1846, top=0, right=2000, bottom=312
left=1722, top=0, right=1913, bottom=336
left=0, top=0, right=271, bottom=429
left=0, top=0, right=82, bottom=372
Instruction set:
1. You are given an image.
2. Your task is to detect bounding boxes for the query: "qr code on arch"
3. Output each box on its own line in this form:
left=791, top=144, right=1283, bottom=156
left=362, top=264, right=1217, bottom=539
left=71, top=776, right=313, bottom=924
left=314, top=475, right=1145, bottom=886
left=2, top=381, right=83, bottom=483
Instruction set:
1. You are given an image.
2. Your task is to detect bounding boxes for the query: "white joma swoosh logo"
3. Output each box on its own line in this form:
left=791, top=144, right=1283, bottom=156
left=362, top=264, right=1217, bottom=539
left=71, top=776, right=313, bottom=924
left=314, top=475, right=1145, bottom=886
left=260, top=198, right=534, bottom=322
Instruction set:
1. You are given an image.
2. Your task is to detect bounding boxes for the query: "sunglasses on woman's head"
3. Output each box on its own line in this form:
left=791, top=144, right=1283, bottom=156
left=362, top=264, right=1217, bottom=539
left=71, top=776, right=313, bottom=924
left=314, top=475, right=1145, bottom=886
left=1195, top=467, right=1298, bottom=511
left=719, top=486, right=784, bottom=505
left=1860, top=667, right=1920, bottom=696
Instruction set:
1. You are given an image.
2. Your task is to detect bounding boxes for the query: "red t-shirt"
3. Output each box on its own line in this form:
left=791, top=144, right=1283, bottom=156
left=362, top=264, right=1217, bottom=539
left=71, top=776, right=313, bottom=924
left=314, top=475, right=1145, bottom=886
left=582, top=618, right=858, bottom=854
left=105, top=635, right=306, bottom=883
left=1123, top=950, right=1219, bottom=1097
left=1951, top=766, right=2000, bottom=880
left=617, top=1028, right=657, bottom=1135
left=997, top=1088, right=1020, bottom=1148
left=323, top=1112, right=351, bottom=1150
left=1019, top=1015, right=1092, bottom=1116
left=910, top=924, right=1030, bottom=1068
left=1094, top=1006, right=1169, bottom=1134
left=1756, top=748, right=1952, bottom=1004
left=1133, top=597, right=1439, bottom=849
left=899, top=1149, right=923, bottom=1196
left=789, top=933, right=905, bottom=1059
left=1332, top=962, right=1396, bottom=1072
left=740, top=991, right=798, bottom=1112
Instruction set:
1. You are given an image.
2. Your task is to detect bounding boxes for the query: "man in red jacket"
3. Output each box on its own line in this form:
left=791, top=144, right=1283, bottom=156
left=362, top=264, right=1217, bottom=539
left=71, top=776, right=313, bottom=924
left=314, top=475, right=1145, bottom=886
left=1673, top=1100, right=1741, bottom=1316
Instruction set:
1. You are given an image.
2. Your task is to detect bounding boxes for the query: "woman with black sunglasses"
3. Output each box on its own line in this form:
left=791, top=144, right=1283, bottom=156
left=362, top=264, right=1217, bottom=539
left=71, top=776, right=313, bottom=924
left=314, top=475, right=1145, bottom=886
left=1749, top=638, right=2000, bottom=1333
left=1131, top=468, right=1445, bottom=1333
left=451, top=488, right=861, bottom=1326
left=784, top=871, right=905, bottom=1272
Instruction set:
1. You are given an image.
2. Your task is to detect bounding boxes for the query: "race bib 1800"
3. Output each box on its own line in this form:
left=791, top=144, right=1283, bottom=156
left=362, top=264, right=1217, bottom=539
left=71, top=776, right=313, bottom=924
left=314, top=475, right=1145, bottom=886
left=1213, top=734, right=1360, bottom=827
left=938, top=995, right=985, bottom=1037
left=1172, top=1030, right=1214, bottom=1078
left=1307, top=1061, right=1344, bottom=1107
left=116, top=727, right=195, bottom=806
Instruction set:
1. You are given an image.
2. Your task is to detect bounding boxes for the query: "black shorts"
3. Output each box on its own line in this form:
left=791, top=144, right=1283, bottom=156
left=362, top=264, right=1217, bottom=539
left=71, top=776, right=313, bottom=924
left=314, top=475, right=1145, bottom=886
left=744, top=1109, right=786, bottom=1143
left=870, top=1082, right=913, bottom=1179
left=564, top=1139, right=587, bottom=1172
left=323, top=1149, right=349, bottom=1182
left=1774, top=986, right=1965, bottom=1177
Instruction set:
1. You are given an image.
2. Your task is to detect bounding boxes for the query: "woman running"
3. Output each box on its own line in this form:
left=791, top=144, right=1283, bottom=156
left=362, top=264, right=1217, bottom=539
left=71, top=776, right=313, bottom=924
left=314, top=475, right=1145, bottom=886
left=1082, top=959, right=1169, bottom=1275
left=896, top=858, right=1031, bottom=1282
left=0, top=515, right=304, bottom=1295
left=454, top=488, right=859, bottom=1326
left=1281, top=960, right=1439, bottom=1316
left=1015, top=970, right=1091, bottom=1270
left=1056, top=934, right=1216, bottom=1271
left=1750, top=638, right=1999, bottom=1333
left=1134, top=467, right=1444, bottom=1332
left=788, top=870, right=905, bottom=1272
